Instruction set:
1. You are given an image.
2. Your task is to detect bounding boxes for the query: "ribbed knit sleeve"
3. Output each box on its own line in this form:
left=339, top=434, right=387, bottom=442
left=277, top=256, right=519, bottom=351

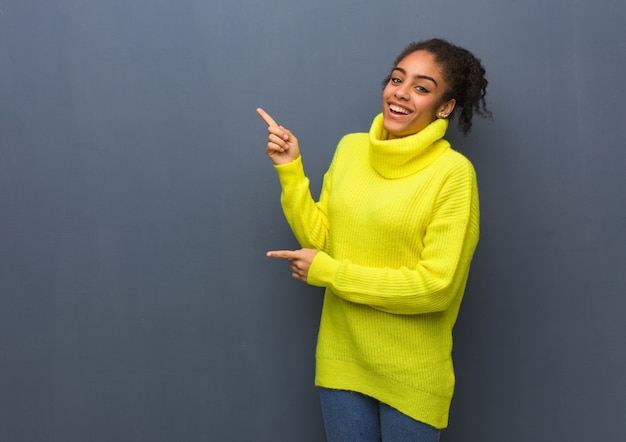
left=274, top=155, right=331, bottom=252
left=308, top=158, right=479, bottom=315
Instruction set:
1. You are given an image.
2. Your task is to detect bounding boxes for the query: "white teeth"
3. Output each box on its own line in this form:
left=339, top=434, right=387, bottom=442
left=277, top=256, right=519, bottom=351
left=390, top=104, right=410, bottom=114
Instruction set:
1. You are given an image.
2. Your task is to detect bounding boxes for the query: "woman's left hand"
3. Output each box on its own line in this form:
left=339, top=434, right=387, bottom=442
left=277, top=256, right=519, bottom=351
left=266, top=248, right=319, bottom=283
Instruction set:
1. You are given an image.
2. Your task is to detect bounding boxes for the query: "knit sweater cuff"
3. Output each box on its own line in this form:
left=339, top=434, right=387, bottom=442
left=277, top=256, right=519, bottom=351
left=274, top=155, right=304, bottom=185
left=307, top=251, right=338, bottom=288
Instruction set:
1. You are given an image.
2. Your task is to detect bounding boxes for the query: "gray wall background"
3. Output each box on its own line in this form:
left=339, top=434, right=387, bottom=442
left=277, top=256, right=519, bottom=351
left=1, top=0, right=625, bottom=441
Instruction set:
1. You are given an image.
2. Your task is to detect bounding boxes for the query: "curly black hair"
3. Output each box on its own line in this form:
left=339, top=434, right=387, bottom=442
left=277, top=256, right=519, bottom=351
left=383, top=38, right=492, bottom=135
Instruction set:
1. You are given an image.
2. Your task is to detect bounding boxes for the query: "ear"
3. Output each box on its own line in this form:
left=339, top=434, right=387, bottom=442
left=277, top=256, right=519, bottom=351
left=438, top=98, right=456, bottom=117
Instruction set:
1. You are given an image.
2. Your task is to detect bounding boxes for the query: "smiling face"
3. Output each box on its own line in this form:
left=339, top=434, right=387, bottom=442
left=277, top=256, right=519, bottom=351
left=382, top=50, right=456, bottom=139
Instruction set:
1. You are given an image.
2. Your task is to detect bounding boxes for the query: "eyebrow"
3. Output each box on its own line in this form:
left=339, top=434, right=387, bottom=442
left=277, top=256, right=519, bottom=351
left=392, top=67, right=438, bottom=87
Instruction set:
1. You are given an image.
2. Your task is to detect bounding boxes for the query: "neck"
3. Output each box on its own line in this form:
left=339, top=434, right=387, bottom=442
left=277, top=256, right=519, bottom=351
left=368, top=114, right=450, bottom=179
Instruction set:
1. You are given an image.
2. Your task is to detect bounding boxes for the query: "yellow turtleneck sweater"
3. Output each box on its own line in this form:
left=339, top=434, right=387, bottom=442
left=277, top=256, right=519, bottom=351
left=274, top=114, right=480, bottom=428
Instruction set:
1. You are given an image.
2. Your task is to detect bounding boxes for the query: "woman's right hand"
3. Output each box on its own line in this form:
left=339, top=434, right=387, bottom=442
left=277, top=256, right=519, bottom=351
left=256, top=108, right=300, bottom=165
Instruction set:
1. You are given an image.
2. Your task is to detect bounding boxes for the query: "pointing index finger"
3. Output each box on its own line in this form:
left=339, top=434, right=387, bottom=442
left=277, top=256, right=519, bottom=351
left=266, top=250, right=295, bottom=259
left=256, top=107, right=279, bottom=127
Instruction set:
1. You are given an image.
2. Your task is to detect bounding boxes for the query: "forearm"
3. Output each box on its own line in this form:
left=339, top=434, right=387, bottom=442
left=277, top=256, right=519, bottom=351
left=275, top=156, right=330, bottom=251
left=307, top=248, right=473, bottom=315
left=307, top=204, right=479, bottom=315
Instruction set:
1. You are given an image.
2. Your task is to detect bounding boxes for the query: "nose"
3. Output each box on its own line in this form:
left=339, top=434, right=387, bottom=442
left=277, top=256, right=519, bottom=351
left=394, top=84, right=410, bottom=100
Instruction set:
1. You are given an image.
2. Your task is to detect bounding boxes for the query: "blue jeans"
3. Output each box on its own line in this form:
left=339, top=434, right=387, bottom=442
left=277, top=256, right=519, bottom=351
left=319, top=388, right=441, bottom=442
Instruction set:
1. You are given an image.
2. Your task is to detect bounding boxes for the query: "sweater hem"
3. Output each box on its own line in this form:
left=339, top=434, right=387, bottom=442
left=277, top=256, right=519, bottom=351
left=315, top=357, right=451, bottom=429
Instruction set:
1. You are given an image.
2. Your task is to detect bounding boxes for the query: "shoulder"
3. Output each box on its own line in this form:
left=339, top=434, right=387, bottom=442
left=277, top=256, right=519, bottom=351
left=440, top=147, right=476, bottom=177
left=331, top=132, right=369, bottom=161
left=429, top=147, right=478, bottom=193
left=337, top=132, right=368, bottom=148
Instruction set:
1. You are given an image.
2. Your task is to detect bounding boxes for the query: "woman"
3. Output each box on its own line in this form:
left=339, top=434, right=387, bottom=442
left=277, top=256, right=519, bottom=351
left=258, top=38, right=491, bottom=441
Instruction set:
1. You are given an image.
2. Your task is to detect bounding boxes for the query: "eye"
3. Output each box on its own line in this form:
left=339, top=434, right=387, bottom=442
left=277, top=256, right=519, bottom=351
left=390, top=77, right=402, bottom=84
left=415, top=85, right=429, bottom=93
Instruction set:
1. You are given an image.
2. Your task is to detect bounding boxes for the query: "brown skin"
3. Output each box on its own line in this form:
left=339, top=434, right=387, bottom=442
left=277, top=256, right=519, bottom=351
left=265, top=249, right=319, bottom=282
left=256, top=107, right=300, bottom=166
left=382, top=50, right=456, bottom=139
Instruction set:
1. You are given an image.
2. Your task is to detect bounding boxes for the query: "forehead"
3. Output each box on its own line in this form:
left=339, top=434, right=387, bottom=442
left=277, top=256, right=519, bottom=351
left=395, top=51, right=443, bottom=80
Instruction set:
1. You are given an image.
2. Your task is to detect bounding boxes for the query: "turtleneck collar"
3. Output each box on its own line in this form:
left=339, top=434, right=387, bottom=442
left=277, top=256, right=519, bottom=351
left=368, top=113, right=451, bottom=179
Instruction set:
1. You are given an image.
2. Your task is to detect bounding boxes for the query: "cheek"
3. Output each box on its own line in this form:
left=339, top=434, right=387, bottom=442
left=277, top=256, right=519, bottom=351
left=414, top=98, right=440, bottom=116
left=381, top=86, right=392, bottom=101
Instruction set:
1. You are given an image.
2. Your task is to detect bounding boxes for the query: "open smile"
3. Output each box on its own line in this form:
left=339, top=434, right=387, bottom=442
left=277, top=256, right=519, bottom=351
left=388, top=104, right=413, bottom=116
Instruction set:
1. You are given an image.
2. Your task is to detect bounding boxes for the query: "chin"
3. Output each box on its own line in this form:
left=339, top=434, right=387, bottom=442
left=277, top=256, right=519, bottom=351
left=383, top=122, right=409, bottom=139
